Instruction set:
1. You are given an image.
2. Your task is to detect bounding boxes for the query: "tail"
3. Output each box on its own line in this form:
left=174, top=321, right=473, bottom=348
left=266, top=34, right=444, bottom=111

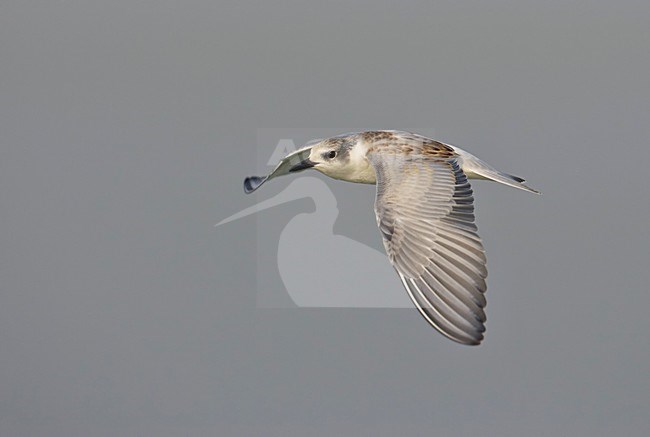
left=455, top=149, right=541, bottom=195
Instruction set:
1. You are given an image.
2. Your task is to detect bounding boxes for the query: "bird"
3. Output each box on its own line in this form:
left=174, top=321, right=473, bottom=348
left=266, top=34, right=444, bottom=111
left=243, top=130, right=539, bottom=345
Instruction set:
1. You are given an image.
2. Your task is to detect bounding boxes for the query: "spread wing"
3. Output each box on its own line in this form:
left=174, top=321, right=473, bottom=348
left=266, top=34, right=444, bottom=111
left=367, top=152, right=488, bottom=345
left=243, top=144, right=314, bottom=193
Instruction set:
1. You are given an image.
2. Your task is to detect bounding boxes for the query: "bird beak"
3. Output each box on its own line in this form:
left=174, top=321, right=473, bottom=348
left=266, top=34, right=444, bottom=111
left=289, top=158, right=316, bottom=173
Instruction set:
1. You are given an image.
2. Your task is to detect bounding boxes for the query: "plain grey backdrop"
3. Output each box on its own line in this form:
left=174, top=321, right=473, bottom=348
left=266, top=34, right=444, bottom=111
left=2, top=1, right=649, bottom=436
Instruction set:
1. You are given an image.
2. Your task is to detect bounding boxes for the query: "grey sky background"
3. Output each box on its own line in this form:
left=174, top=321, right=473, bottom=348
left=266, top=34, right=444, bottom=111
left=1, top=1, right=649, bottom=436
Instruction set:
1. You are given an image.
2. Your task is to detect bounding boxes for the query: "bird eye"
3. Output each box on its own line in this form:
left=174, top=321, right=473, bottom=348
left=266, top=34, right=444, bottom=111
left=327, top=151, right=337, bottom=159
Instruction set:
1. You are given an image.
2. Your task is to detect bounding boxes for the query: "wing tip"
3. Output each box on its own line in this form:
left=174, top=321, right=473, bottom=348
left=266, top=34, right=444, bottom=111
left=455, top=335, right=484, bottom=346
left=398, top=273, right=486, bottom=346
left=522, top=184, right=542, bottom=195
left=243, top=175, right=265, bottom=194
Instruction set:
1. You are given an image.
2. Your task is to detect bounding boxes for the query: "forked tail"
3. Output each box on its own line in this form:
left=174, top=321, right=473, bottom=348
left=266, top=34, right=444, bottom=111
left=455, top=149, right=541, bottom=194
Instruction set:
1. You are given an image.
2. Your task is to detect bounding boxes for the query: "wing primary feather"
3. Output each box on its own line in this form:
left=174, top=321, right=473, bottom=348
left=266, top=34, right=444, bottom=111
left=399, top=273, right=482, bottom=345
left=412, top=277, right=485, bottom=334
left=421, top=267, right=487, bottom=322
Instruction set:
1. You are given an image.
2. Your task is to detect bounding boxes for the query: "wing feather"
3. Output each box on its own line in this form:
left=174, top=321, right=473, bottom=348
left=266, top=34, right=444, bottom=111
left=368, top=152, right=488, bottom=345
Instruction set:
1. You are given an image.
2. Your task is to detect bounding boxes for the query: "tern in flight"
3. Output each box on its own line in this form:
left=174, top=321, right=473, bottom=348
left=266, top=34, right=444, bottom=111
left=243, top=131, right=539, bottom=345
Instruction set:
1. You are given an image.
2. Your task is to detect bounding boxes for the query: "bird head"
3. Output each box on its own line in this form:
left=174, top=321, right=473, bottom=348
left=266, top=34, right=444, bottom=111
left=290, top=134, right=374, bottom=183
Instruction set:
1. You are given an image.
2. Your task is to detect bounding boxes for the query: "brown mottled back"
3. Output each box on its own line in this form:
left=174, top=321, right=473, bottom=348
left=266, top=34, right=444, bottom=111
left=361, top=130, right=457, bottom=159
